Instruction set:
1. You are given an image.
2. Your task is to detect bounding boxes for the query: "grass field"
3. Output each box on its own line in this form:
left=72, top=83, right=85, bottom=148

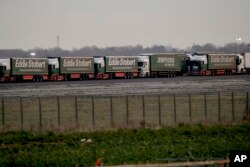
left=0, top=92, right=249, bottom=131
left=0, top=123, right=249, bottom=166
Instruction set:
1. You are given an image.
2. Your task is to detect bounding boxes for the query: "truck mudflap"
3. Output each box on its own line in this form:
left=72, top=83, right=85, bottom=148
left=132, top=72, right=139, bottom=77
left=0, top=75, right=10, bottom=82
left=95, top=73, right=109, bottom=79
left=199, top=70, right=211, bottom=76
left=88, top=73, right=95, bottom=79
left=52, top=75, right=64, bottom=81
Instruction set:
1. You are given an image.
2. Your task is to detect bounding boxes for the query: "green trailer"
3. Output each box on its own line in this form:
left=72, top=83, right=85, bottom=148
left=207, top=54, right=236, bottom=70
left=58, top=57, right=94, bottom=80
left=11, top=58, right=48, bottom=75
left=11, top=58, right=48, bottom=81
left=149, top=53, right=185, bottom=77
left=59, top=57, right=94, bottom=73
left=104, top=56, right=139, bottom=78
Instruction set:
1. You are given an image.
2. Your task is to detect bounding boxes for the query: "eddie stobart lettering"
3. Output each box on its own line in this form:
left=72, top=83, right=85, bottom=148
left=108, top=58, right=136, bottom=66
left=15, top=59, right=46, bottom=68
left=63, top=58, right=92, bottom=67
left=210, top=56, right=235, bottom=63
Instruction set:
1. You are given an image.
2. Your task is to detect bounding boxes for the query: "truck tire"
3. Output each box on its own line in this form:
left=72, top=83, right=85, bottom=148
left=64, top=75, right=68, bottom=81
left=109, top=73, right=113, bottom=80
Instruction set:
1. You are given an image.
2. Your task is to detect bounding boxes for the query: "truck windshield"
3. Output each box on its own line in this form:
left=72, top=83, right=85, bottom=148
left=138, top=62, right=143, bottom=67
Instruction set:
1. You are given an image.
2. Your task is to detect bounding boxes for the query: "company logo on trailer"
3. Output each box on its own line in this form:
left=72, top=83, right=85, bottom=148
left=63, top=58, right=92, bottom=67
left=157, top=57, right=175, bottom=64
left=108, top=58, right=136, bottom=66
left=15, top=60, right=46, bottom=68
left=210, top=56, right=235, bottom=63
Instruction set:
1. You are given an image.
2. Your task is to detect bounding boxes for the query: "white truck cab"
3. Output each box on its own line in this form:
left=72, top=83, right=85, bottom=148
left=236, top=53, right=250, bottom=73
left=137, top=55, right=150, bottom=77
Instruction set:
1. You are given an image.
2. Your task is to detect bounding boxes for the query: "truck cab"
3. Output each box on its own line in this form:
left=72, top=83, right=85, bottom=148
left=235, top=53, right=244, bottom=73
left=48, top=57, right=62, bottom=80
left=185, top=53, right=208, bottom=75
left=137, top=55, right=150, bottom=77
left=94, top=57, right=108, bottom=79
left=0, top=58, right=10, bottom=81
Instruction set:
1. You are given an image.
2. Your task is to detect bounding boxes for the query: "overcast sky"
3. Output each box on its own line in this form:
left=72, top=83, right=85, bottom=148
left=0, top=0, right=249, bottom=50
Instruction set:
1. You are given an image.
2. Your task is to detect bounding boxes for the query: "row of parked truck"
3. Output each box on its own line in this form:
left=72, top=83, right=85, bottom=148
left=0, top=53, right=250, bottom=82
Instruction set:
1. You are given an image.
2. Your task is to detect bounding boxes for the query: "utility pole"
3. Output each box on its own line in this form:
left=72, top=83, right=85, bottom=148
left=57, top=35, right=60, bottom=48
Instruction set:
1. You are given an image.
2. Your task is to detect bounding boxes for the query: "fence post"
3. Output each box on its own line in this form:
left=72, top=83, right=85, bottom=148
left=126, top=95, right=129, bottom=125
left=232, top=92, right=234, bottom=121
left=247, top=92, right=249, bottom=119
left=158, top=95, right=161, bottom=126
left=142, top=95, right=145, bottom=123
left=75, top=96, right=78, bottom=128
left=218, top=92, right=221, bottom=123
left=20, top=97, right=23, bottom=131
left=204, top=93, right=207, bottom=122
left=188, top=94, right=192, bottom=123
left=92, top=96, right=95, bottom=129
left=2, top=98, right=4, bottom=130
left=38, top=97, right=42, bottom=130
left=57, top=96, right=60, bottom=128
left=173, top=94, right=176, bottom=123
left=110, top=96, right=113, bottom=127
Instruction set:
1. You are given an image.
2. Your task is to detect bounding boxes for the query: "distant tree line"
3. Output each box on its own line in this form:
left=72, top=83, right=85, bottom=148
left=1, top=43, right=250, bottom=58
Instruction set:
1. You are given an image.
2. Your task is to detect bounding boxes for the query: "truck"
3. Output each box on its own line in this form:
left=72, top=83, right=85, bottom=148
left=0, top=58, right=11, bottom=81
left=186, top=53, right=239, bottom=75
left=236, top=52, right=250, bottom=74
left=138, top=53, right=186, bottom=77
left=48, top=57, right=95, bottom=81
left=11, top=58, right=49, bottom=81
left=94, top=56, right=139, bottom=79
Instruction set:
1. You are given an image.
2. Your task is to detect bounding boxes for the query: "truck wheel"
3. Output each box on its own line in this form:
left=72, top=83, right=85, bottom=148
left=212, top=70, right=215, bottom=76
left=154, top=72, right=157, bottom=78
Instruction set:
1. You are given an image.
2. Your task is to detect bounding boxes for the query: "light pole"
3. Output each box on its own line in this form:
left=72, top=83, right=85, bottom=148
left=236, top=37, right=242, bottom=53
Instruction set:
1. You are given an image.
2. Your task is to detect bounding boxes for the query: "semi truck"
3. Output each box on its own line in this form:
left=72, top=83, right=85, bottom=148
left=94, top=56, right=139, bottom=79
left=138, top=53, right=186, bottom=77
left=186, top=53, right=239, bottom=75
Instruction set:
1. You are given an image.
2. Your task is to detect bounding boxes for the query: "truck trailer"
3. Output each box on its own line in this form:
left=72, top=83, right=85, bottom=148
left=11, top=58, right=49, bottom=81
left=94, top=56, right=139, bottom=79
left=48, top=57, right=95, bottom=81
left=138, top=53, right=186, bottom=77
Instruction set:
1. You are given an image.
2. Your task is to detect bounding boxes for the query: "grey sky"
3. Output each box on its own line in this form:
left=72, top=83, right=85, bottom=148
left=0, top=0, right=249, bottom=50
